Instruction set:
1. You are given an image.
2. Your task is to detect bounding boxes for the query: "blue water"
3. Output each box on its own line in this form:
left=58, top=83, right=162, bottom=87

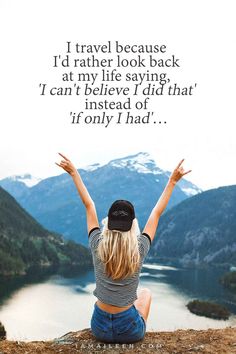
left=0, top=262, right=235, bottom=341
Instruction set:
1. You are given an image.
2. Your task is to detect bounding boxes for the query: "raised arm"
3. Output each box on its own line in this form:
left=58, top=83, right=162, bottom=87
left=56, top=153, right=99, bottom=234
left=143, top=159, right=191, bottom=242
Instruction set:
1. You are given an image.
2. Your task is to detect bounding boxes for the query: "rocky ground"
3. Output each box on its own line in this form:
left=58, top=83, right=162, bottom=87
left=0, top=327, right=236, bottom=354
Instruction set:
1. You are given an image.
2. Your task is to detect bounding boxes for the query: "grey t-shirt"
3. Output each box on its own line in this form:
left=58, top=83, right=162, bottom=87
left=89, top=227, right=151, bottom=307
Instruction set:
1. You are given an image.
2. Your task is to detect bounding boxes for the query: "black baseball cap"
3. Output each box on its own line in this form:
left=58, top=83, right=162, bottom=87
left=108, top=200, right=135, bottom=231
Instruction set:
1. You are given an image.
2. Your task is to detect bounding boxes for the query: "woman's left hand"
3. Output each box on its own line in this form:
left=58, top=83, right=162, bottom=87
left=169, top=159, right=192, bottom=184
left=55, top=153, right=77, bottom=176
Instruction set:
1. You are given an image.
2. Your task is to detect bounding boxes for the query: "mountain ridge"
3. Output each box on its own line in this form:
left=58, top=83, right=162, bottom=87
left=0, top=152, right=201, bottom=245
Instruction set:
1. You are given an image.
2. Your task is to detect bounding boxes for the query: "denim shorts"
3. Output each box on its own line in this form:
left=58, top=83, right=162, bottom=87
left=90, top=302, right=146, bottom=343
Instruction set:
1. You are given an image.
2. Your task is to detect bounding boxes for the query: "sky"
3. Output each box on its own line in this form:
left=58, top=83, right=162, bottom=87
left=0, top=0, right=235, bottom=191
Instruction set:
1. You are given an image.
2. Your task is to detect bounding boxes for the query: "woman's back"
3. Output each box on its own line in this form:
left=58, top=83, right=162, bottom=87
left=89, top=227, right=151, bottom=308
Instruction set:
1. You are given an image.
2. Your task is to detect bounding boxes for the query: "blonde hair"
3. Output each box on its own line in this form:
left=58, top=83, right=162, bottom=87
left=97, top=217, right=141, bottom=280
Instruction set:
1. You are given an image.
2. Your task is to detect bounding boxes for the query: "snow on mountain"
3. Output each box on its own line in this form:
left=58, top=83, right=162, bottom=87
left=80, top=152, right=163, bottom=174
left=80, top=162, right=105, bottom=172
left=97, top=152, right=201, bottom=198
left=181, top=187, right=200, bottom=196
left=10, top=174, right=41, bottom=187
left=79, top=152, right=201, bottom=197
left=108, top=152, right=165, bottom=175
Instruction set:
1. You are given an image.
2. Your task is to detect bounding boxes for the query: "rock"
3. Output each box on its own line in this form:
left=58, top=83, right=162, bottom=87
left=0, top=327, right=236, bottom=353
left=187, top=299, right=230, bottom=320
left=0, top=322, right=6, bottom=340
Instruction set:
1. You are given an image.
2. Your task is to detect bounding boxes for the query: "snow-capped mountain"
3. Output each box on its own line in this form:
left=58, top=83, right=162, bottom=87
left=81, top=152, right=201, bottom=196
left=81, top=163, right=104, bottom=172
left=108, top=152, right=164, bottom=175
left=0, top=152, right=201, bottom=245
left=8, top=174, right=41, bottom=187
left=81, top=152, right=166, bottom=175
left=0, top=174, right=41, bottom=199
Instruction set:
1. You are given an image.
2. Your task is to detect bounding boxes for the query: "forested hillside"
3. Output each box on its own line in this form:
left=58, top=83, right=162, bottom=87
left=0, top=187, right=92, bottom=275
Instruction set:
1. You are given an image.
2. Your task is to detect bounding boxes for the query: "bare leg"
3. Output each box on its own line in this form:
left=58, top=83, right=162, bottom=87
left=134, top=287, right=152, bottom=323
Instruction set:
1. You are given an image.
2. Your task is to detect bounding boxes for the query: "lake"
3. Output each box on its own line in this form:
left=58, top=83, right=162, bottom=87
left=0, top=262, right=236, bottom=341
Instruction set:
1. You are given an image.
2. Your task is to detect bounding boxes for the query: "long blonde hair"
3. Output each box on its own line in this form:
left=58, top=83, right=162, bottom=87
left=97, top=217, right=141, bottom=280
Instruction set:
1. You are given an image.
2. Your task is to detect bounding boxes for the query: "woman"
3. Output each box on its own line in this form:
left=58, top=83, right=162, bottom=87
left=56, top=153, right=191, bottom=343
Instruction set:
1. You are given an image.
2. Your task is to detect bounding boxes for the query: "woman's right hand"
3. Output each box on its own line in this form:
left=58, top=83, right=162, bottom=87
left=169, top=159, right=192, bottom=185
left=55, top=153, right=77, bottom=177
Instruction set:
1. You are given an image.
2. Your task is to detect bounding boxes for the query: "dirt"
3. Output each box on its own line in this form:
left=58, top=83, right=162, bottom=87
left=0, top=327, right=236, bottom=354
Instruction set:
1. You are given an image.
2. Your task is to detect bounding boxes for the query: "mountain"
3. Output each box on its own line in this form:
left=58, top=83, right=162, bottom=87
left=0, top=174, right=41, bottom=199
left=149, top=185, right=236, bottom=267
left=0, top=186, right=92, bottom=276
left=0, top=152, right=201, bottom=245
